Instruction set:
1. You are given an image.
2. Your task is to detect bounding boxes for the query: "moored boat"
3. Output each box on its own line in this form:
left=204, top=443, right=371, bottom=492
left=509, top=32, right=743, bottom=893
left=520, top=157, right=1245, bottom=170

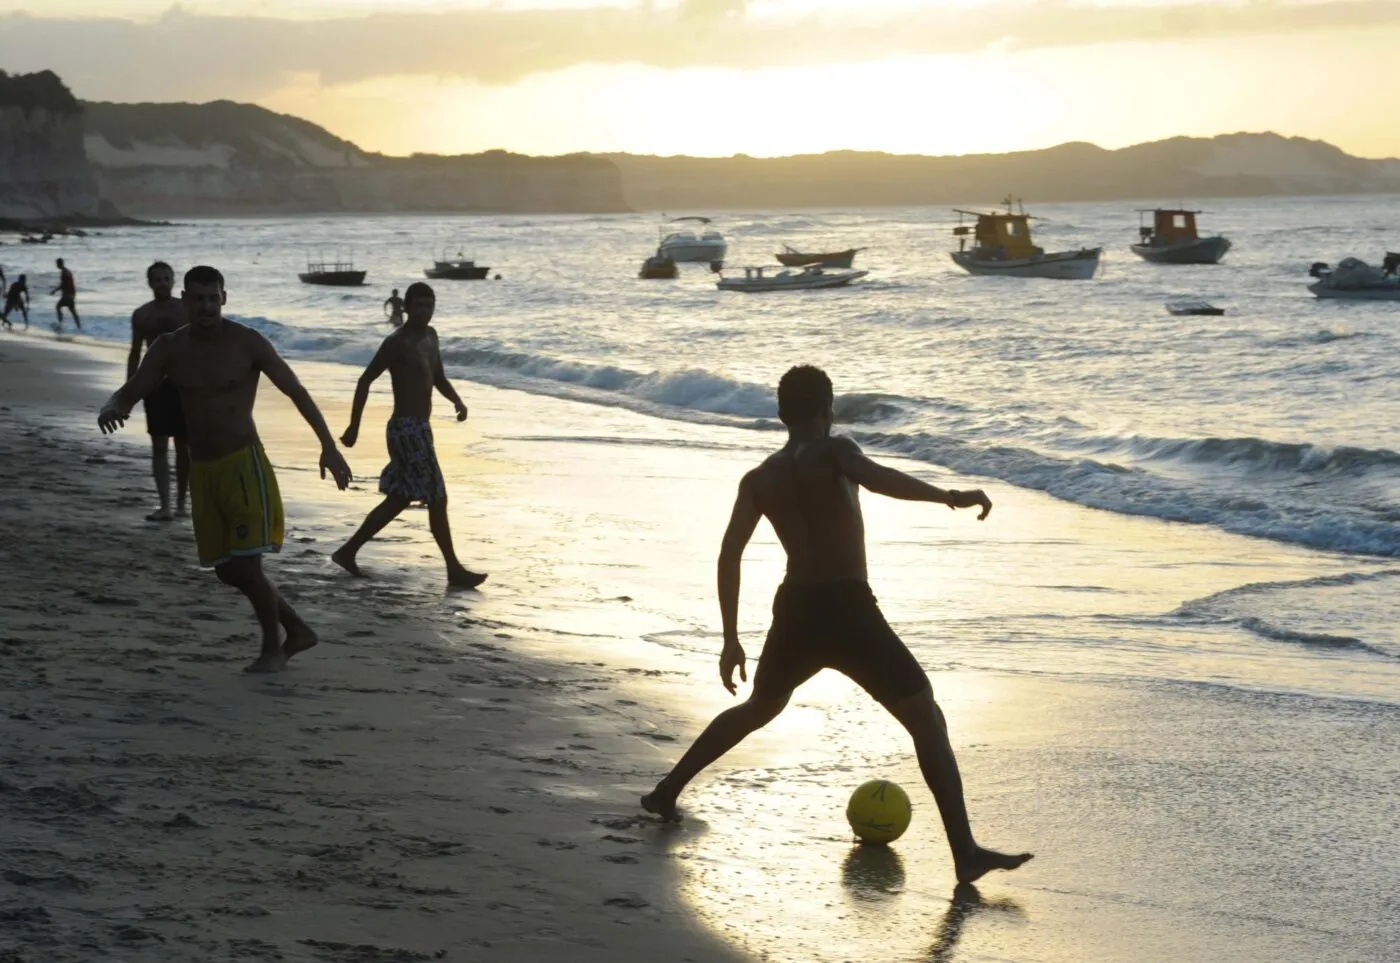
left=1165, top=298, right=1225, bottom=316
left=425, top=252, right=490, bottom=280
left=1131, top=209, right=1231, bottom=264
left=950, top=202, right=1100, bottom=280
left=639, top=248, right=678, bottom=279
left=1308, top=258, right=1400, bottom=300
left=717, top=264, right=867, bottom=292
left=299, top=256, right=366, bottom=286
left=659, top=216, right=727, bottom=263
left=775, top=245, right=864, bottom=268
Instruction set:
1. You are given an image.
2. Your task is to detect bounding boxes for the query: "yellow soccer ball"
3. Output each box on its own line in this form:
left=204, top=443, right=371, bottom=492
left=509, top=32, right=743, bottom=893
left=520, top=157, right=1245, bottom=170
left=846, top=779, right=912, bottom=844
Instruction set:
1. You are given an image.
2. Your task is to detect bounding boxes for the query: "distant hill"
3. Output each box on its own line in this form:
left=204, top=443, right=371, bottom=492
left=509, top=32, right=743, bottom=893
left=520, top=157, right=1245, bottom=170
left=603, top=134, right=1400, bottom=210
left=82, top=100, right=629, bottom=216
left=0, top=70, right=115, bottom=223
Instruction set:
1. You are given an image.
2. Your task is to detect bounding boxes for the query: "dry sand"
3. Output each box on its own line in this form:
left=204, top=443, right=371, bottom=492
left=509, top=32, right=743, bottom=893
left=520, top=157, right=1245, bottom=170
left=0, top=335, right=743, bottom=963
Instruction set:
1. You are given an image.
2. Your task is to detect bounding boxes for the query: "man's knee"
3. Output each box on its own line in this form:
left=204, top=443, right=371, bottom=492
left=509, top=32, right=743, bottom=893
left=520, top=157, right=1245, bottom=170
left=883, top=684, right=947, bottom=735
left=214, top=557, right=260, bottom=587
left=743, top=689, right=791, bottom=727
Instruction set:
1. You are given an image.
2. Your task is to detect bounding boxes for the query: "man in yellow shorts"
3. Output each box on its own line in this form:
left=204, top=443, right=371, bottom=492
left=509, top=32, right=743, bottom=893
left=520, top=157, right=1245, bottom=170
left=98, top=265, right=353, bottom=673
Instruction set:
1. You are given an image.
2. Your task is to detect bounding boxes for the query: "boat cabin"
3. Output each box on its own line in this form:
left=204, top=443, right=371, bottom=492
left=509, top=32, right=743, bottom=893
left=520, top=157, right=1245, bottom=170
left=953, top=209, right=1040, bottom=259
left=1139, top=209, right=1200, bottom=245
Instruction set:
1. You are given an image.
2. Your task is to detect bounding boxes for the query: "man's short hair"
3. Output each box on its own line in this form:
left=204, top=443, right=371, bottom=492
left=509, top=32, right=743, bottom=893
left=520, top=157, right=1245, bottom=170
left=147, top=261, right=173, bottom=282
left=777, top=365, right=834, bottom=425
left=404, top=281, right=434, bottom=305
left=184, top=265, right=225, bottom=290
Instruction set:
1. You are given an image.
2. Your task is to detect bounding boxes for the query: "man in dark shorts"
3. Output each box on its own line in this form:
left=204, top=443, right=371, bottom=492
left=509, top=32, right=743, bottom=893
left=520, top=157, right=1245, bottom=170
left=1, top=274, right=28, bottom=329
left=641, top=365, right=1032, bottom=885
left=383, top=288, right=404, bottom=328
left=332, top=282, right=486, bottom=588
left=51, top=258, right=80, bottom=329
left=129, top=261, right=190, bottom=521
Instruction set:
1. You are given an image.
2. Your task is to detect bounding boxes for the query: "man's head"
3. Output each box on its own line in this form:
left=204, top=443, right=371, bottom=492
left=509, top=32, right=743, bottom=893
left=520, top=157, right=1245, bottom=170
left=777, top=365, right=834, bottom=432
left=56, top=258, right=64, bottom=270
left=404, top=282, right=435, bottom=326
left=16, top=274, right=24, bottom=284
left=391, top=288, right=399, bottom=296
left=182, top=265, right=226, bottom=329
left=146, top=261, right=175, bottom=300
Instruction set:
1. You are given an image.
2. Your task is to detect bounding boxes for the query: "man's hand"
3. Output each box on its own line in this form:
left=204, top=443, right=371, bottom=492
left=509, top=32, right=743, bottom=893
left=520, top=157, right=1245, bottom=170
left=340, top=424, right=359, bottom=448
left=455, top=401, right=468, bottom=422
left=98, top=402, right=128, bottom=434
left=720, top=638, right=747, bottom=696
left=947, top=488, right=993, bottom=520
left=320, top=446, right=353, bottom=490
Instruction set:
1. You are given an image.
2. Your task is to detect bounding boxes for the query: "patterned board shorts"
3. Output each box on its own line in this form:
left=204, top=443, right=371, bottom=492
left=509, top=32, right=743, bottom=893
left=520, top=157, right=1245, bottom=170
left=380, top=416, right=447, bottom=505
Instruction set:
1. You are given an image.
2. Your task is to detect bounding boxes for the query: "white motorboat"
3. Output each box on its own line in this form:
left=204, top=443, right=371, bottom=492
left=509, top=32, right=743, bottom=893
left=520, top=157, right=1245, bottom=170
left=717, top=264, right=867, bottom=293
left=950, top=202, right=1101, bottom=280
left=1307, top=258, right=1400, bottom=300
left=659, top=216, right=727, bottom=263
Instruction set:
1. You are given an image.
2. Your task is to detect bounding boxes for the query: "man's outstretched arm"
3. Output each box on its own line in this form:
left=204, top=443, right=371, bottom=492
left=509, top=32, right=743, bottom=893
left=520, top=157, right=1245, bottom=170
left=127, top=314, right=145, bottom=381
left=100, top=337, right=170, bottom=434
left=251, top=331, right=352, bottom=489
left=431, top=338, right=468, bottom=419
left=717, top=472, right=763, bottom=694
left=342, top=342, right=392, bottom=445
left=832, top=436, right=991, bottom=519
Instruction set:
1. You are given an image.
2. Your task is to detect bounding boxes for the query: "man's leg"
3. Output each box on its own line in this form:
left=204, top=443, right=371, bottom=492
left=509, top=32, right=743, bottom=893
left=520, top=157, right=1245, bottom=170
left=883, top=687, right=1033, bottom=884
left=331, top=494, right=410, bottom=576
left=147, top=435, right=172, bottom=520
left=70, top=303, right=80, bottom=329
left=214, top=556, right=287, bottom=673
left=641, top=688, right=793, bottom=821
left=173, top=440, right=191, bottom=516
left=427, top=496, right=486, bottom=588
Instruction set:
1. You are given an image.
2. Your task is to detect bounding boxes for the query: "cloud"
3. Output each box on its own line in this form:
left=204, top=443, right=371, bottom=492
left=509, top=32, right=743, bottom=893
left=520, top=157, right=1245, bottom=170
left=0, top=1, right=1392, bottom=102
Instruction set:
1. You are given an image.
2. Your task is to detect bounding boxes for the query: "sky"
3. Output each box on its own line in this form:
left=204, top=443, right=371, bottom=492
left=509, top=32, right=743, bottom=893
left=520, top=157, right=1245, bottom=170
left=0, top=0, right=1394, bottom=158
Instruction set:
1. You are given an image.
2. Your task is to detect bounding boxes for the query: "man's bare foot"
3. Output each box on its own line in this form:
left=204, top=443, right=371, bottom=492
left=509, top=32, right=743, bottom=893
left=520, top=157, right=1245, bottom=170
left=243, top=649, right=287, bottom=674
left=954, top=846, right=1033, bottom=884
left=331, top=548, right=366, bottom=577
left=284, top=624, right=319, bottom=661
left=145, top=508, right=173, bottom=522
left=447, top=567, right=488, bottom=590
left=640, top=790, right=682, bottom=823
left=174, top=505, right=189, bottom=519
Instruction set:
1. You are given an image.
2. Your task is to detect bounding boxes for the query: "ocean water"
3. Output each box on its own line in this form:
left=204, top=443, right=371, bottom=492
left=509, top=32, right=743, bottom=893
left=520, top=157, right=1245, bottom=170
left=11, top=196, right=1400, bottom=960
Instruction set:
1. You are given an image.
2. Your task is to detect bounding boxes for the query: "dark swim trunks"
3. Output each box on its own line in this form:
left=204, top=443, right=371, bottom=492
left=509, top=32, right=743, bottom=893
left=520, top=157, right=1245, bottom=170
left=379, top=416, right=447, bottom=505
left=752, top=580, right=929, bottom=706
left=142, top=378, right=186, bottom=438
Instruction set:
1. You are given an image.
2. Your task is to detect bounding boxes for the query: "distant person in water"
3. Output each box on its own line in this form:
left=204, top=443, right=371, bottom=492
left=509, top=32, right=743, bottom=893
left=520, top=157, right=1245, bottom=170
left=640, top=365, right=1032, bottom=886
left=99, top=265, right=354, bottom=673
left=129, top=261, right=191, bottom=521
left=333, top=282, right=487, bottom=589
left=384, top=288, right=404, bottom=328
left=1, top=274, right=28, bottom=329
left=52, top=258, right=80, bottom=329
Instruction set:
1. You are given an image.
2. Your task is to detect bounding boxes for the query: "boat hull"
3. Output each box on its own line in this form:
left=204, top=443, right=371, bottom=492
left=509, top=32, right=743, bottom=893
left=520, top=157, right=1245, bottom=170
left=1308, top=282, right=1400, bottom=300
left=299, top=271, right=367, bottom=286
left=660, top=240, right=727, bottom=263
left=424, top=266, right=490, bottom=280
left=776, top=248, right=859, bottom=268
left=950, top=249, right=1100, bottom=280
left=639, top=257, right=678, bottom=279
left=1131, top=236, right=1231, bottom=265
left=718, top=269, right=867, bottom=292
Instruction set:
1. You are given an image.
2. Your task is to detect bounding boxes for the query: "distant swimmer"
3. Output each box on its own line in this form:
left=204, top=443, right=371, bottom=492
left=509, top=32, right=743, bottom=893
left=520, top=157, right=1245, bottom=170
left=129, top=261, right=191, bottom=521
left=640, top=365, right=1032, bottom=885
left=99, top=265, right=354, bottom=673
left=384, top=288, right=404, bottom=328
left=1, top=274, right=28, bottom=329
left=52, top=258, right=80, bottom=329
left=333, top=282, right=486, bottom=588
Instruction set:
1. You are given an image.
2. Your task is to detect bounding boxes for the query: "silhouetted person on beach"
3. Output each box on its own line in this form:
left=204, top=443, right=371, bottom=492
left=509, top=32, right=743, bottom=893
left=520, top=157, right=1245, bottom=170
left=52, top=258, right=79, bottom=329
left=384, top=288, right=404, bottom=328
left=333, top=282, right=486, bottom=588
left=99, top=265, right=353, bottom=673
left=129, top=261, right=191, bottom=521
left=641, top=365, right=1032, bottom=885
left=1, top=274, right=28, bottom=329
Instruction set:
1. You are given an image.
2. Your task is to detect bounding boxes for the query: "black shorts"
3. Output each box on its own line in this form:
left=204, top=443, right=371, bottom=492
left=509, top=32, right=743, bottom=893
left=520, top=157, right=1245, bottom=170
left=752, top=580, right=929, bottom=706
left=3, top=296, right=22, bottom=314
left=57, top=295, right=76, bottom=310
left=142, top=379, right=186, bottom=439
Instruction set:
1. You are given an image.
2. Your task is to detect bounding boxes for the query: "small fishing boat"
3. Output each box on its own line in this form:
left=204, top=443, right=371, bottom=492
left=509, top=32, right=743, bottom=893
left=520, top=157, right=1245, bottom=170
left=717, top=265, right=867, bottom=293
left=299, top=255, right=366, bottom=286
left=639, top=248, right=678, bottom=279
left=1307, top=259, right=1400, bottom=300
left=1131, top=209, right=1231, bottom=264
left=1165, top=298, right=1225, bottom=316
left=425, top=252, right=490, bottom=280
left=950, top=201, right=1100, bottom=280
left=659, top=216, right=727, bottom=263
left=775, top=245, right=864, bottom=269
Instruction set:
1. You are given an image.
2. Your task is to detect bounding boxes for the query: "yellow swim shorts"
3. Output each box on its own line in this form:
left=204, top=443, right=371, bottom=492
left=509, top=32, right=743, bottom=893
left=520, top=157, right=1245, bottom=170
left=189, top=443, right=284, bottom=568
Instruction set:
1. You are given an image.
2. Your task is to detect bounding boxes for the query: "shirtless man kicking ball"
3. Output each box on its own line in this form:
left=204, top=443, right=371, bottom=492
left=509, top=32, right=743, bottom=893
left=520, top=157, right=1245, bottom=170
left=99, top=265, right=354, bottom=673
left=641, top=365, right=1032, bottom=885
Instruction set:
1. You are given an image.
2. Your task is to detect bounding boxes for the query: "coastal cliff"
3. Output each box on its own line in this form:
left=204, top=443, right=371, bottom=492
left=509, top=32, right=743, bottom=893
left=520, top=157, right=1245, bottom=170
left=83, top=101, right=629, bottom=216
left=0, top=71, right=113, bottom=222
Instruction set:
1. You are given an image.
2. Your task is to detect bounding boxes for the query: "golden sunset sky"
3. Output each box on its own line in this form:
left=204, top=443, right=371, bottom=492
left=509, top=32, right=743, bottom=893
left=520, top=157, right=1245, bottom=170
left=1, top=0, right=1391, bottom=158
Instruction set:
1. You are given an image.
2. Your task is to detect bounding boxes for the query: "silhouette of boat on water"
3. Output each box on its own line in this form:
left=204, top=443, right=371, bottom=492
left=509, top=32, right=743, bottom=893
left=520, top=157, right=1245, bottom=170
left=951, top=200, right=1100, bottom=280
left=1132, top=209, right=1231, bottom=264
left=299, top=255, right=366, bottom=286
left=776, top=245, right=864, bottom=268
left=425, top=252, right=490, bottom=280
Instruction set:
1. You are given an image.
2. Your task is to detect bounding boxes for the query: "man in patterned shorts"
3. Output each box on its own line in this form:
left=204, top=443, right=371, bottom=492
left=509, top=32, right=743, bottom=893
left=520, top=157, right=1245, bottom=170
left=333, top=282, right=487, bottom=588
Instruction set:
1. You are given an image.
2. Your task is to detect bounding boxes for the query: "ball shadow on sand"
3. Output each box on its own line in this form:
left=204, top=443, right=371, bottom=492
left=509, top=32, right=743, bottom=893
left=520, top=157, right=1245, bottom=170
left=840, top=843, right=906, bottom=901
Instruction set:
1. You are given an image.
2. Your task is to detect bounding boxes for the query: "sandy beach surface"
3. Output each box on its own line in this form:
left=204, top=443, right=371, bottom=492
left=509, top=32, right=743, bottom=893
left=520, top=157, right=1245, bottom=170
left=3, top=331, right=1398, bottom=963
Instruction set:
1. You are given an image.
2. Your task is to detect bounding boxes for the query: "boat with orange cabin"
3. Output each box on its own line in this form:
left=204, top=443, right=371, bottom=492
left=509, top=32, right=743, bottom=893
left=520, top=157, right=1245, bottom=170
left=1131, top=209, right=1231, bottom=264
left=950, top=200, right=1101, bottom=280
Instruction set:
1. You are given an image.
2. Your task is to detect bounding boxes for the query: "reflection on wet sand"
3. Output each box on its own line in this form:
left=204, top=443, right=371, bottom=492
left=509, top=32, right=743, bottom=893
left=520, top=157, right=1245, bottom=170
left=841, top=843, right=906, bottom=901
left=929, top=882, right=1024, bottom=963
